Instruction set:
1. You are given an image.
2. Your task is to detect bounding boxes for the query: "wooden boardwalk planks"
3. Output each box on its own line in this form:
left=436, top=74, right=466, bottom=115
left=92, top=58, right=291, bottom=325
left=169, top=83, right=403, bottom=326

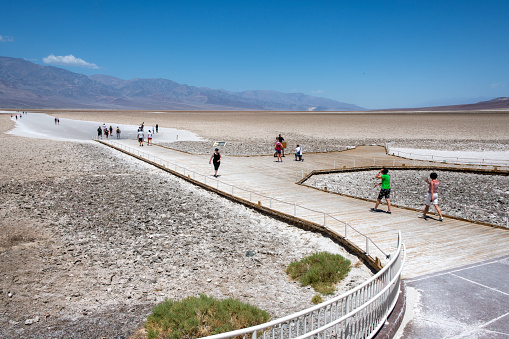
left=103, top=140, right=509, bottom=279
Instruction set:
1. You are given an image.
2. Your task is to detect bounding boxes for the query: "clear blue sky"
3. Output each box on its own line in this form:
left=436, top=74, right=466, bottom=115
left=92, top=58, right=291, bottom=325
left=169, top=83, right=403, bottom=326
left=1, top=0, right=508, bottom=109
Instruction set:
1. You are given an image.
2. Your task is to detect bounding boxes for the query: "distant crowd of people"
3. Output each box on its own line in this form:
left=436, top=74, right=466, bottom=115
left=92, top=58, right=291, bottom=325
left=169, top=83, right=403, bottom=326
left=96, top=121, right=159, bottom=143
left=97, top=124, right=121, bottom=139
left=11, top=111, right=28, bottom=120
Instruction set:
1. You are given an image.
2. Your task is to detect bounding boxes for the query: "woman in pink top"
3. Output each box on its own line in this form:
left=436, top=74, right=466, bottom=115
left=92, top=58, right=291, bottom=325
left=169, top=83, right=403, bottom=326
left=275, top=138, right=283, bottom=162
left=419, top=172, right=443, bottom=221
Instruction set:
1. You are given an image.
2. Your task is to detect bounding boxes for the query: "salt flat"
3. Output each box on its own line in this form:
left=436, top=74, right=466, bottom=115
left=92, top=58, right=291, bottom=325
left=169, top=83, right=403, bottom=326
left=2, top=110, right=509, bottom=338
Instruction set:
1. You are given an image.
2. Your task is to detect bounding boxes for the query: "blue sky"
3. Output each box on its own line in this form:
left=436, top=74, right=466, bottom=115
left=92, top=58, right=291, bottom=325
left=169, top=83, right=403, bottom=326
left=1, top=0, right=508, bottom=109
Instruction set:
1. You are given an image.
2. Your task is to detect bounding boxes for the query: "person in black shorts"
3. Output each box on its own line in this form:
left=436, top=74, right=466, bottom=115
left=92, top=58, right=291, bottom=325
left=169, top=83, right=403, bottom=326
left=371, top=168, right=392, bottom=214
left=209, top=148, right=222, bottom=177
left=97, top=126, right=102, bottom=139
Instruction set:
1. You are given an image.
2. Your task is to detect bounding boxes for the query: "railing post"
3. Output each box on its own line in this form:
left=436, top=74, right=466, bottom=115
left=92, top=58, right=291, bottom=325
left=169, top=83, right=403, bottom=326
left=250, top=192, right=252, bottom=201
left=353, top=160, right=356, bottom=168
left=334, top=161, right=336, bottom=169
left=324, top=213, right=326, bottom=227
left=345, top=223, right=348, bottom=238
left=294, top=203, right=296, bottom=216
left=270, top=197, right=272, bottom=208
left=366, top=237, right=370, bottom=256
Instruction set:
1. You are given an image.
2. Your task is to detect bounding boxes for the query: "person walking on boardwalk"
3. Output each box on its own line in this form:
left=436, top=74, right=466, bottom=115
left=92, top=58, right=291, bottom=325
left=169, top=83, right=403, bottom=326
left=371, top=168, right=392, bottom=214
left=116, top=126, right=121, bottom=139
left=137, top=129, right=144, bottom=146
left=147, top=129, right=153, bottom=146
left=275, top=138, right=283, bottom=162
left=419, top=172, right=443, bottom=221
left=209, top=148, right=222, bottom=177
left=155, top=124, right=158, bottom=133
left=97, top=126, right=102, bottom=139
left=277, top=134, right=285, bottom=157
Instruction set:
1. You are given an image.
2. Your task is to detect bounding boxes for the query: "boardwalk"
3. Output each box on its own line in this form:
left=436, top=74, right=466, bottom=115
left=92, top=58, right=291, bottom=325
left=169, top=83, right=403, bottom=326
left=100, top=140, right=509, bottom=279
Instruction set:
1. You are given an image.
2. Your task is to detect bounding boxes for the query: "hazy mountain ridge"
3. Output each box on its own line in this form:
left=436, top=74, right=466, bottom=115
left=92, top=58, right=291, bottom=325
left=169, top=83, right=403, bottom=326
left=390, top=97, right=509, bottom=111
left=0, top=57, right=364, bottom=110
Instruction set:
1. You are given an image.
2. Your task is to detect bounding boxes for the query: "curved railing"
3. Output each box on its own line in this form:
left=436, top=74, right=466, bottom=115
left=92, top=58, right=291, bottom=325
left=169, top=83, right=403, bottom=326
left=202, top=232, right=405, bottom=339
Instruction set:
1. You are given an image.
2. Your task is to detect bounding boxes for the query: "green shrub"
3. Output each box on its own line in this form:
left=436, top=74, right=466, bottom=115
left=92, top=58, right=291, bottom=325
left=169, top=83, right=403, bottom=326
left=144, top=294, right=270, bottom=338
left=311, top=294, right=323, bottom=304
left=286, top=252, right=351, bottom=295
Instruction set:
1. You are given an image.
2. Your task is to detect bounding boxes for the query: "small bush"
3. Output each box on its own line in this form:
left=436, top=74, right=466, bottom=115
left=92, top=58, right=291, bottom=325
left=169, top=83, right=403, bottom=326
left=311, top=294, right=323, bottom=304
left=144, top=294, right=270, bottom=339
left=286, top=252, right=351, bottom=295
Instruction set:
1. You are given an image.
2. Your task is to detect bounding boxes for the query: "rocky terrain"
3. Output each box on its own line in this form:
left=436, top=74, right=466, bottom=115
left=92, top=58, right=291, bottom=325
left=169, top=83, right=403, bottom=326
left=0, top=116, right=372, bottom=338
left=160, top=137, right=509, bottom=157
left=306, top=169, right=509, bottom=226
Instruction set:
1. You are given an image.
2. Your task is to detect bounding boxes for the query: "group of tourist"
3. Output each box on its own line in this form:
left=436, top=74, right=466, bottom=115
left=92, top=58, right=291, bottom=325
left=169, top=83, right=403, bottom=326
left=137, top=122, right=159, bottom=146
left=371, top=168, right=443, bottom=221
left=11, top=111, right=27, bottom=120
left=97, top=124, right=121, bottom=139
left=274, top=134, right=303, bottom=162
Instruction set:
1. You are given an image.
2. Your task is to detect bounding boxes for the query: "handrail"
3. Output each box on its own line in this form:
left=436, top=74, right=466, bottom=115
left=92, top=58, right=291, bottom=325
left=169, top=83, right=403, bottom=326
left=389, top=149, right=509, bottom=167
left=201, top=232, right=405, bottom=339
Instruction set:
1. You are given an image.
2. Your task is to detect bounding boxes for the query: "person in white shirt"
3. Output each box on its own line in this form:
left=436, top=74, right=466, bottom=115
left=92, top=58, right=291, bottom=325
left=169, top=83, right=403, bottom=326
left=294, top=145, right=303, bottom=161
left=137, top=130, right=144, bottom=146
left=147, top=130, right=153, bottom=146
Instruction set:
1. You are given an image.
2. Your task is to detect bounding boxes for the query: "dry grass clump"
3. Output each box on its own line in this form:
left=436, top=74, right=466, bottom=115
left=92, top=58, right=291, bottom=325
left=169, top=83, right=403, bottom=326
left=144, top=294, right=270, bottom=339
left=286, top=252, right=351, bottom=295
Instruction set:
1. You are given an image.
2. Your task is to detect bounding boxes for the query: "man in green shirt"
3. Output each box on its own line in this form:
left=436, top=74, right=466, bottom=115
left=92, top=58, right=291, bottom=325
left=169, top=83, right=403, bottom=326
left=371, top=168, right=392, bottom=214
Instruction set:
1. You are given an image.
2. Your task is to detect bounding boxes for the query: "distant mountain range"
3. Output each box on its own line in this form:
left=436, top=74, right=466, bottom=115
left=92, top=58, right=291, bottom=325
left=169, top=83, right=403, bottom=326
left=0, top=56, right=364, bottom=111
left=389, top=97, right=509, bottom=111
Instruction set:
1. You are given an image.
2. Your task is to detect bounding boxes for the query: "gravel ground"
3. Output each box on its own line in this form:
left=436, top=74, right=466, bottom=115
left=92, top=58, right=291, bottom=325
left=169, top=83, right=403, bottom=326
left=160, top=137, right=509, bottom=156
left=305, top=170, right=509, bottom=226
left=0, top=116, right=372, bottom=338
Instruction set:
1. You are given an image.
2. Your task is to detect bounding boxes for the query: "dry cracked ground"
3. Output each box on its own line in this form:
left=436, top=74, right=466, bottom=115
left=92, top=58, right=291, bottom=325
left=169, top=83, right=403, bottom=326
left=0, top=116, right=371, bottom=339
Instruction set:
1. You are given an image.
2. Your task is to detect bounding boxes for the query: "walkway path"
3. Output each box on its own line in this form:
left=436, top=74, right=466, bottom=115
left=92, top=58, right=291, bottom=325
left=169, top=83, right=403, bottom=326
left=100, top=139, right=509, bottom=279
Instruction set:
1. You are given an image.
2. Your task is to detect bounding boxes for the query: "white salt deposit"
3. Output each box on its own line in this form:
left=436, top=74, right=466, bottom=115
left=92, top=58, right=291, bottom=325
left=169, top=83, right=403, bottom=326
left=6, top=112, right=204, bottom=143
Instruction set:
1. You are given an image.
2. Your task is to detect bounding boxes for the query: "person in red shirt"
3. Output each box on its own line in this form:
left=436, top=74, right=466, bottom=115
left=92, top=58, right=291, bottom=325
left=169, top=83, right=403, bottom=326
left=275, top=138, right=283, bottom=162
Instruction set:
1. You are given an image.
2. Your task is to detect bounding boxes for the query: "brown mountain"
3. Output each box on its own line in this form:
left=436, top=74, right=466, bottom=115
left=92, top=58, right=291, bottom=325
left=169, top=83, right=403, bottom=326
left=0, top=56, right=364, bottom=111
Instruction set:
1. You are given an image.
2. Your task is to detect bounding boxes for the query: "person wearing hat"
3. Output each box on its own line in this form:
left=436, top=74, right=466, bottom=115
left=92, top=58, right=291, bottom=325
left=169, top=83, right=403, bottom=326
left=209, top=148, right=222, bottom=177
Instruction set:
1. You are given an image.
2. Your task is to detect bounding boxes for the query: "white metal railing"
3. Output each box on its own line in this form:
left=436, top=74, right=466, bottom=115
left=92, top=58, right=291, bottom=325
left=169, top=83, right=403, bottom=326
left=101, top=140, right=389, bottom=261
left=201, top=232, right=405, bottom=339
left=388, top=149, right=509, bottom=168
